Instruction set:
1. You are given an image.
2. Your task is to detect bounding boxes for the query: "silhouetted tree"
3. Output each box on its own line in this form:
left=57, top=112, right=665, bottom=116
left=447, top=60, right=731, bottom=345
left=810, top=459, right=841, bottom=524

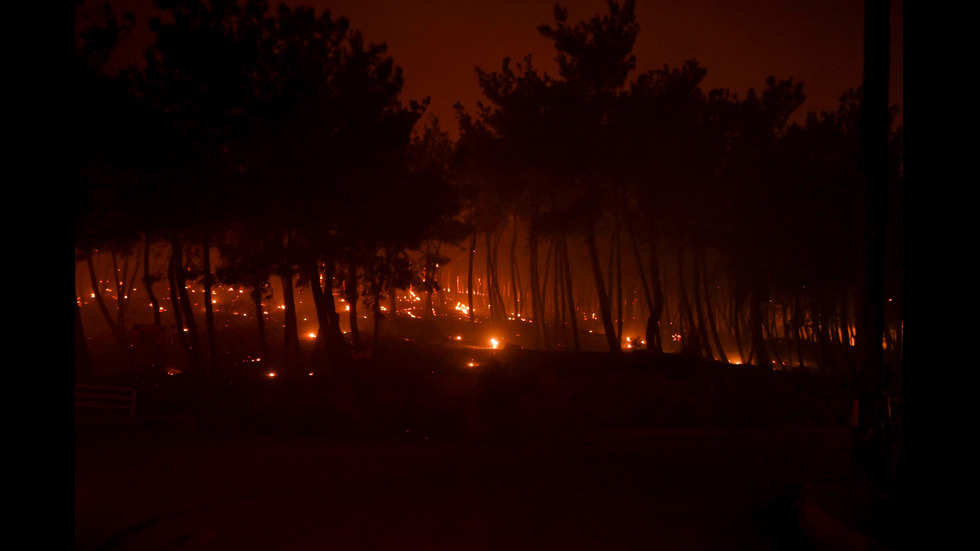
left=473, top=56, right=555, bottom=343
left=536, top=0, right=640, bottom=352
left=612, top=60, right=721, bottom=355
left=712, top=77, right=807, bottom=367
left=75, top=1, right=144, bottom=366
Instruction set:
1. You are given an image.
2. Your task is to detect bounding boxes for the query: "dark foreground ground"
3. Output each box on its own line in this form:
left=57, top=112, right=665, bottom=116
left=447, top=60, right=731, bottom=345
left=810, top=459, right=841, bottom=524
left=76, top=342, right=903, bottom=550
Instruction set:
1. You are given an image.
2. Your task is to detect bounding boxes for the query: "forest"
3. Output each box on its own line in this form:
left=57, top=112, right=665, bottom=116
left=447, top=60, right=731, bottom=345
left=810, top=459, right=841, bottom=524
left=75, top=0, right=903, bottom=378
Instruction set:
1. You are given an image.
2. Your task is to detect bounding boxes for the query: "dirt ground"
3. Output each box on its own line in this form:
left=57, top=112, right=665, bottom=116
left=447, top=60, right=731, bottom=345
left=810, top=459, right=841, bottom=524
left=76, top=341, right=900, bottom=550
left=76, top=424, right=856, bottom=551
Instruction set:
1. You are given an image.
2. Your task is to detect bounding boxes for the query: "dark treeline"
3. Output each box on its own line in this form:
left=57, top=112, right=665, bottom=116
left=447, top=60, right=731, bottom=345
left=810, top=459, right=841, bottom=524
left=453, top=1, right=901, bottom=370
left=76, top=0, right=463, bottom=377
left=75, top=1, right=902, bottom=376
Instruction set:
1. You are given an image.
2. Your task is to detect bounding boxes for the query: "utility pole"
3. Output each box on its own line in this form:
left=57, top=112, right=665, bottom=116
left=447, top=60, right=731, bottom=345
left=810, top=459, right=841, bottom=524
left=854, top=0, right=892, bottom=493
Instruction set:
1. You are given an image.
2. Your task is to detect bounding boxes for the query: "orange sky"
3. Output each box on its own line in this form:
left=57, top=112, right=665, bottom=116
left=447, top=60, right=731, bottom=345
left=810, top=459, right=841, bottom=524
left=90, top=0, right=903, bottom=135
left=312, top=0, right=902, bottom=133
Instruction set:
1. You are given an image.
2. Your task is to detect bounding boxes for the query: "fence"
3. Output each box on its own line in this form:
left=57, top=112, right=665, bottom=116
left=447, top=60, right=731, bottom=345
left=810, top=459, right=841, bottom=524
left=75, top=384, right=137, bottom=424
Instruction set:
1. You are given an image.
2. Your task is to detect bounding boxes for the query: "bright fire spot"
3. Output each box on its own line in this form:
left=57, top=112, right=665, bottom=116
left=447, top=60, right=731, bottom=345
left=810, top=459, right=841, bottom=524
left=466, top=361, right=478, bottom=368
left=455, top=335, right=462, bottom=341
left=266, top=371, right=277, bottom=377
left=307, top=332, right=317, bottom=339
left=490, top=338, right=500, bottom=349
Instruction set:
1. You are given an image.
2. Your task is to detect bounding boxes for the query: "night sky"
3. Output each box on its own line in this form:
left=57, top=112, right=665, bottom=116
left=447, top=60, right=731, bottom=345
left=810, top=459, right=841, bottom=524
left=315, top=0, right=903, bottom=132
left=97, top=0, right=903, bottom=136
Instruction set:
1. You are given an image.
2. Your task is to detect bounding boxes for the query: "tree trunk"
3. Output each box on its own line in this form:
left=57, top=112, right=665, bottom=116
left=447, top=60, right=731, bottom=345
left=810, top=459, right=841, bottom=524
left=467, top=230, right=476, bottom=322
left=560, top=233, right=580, bottom=351
left=309, top=259, right=348, bottom=368
left=251, top=285, right=268, bottom=361
left=646, top=239, right=665, bottom=354
left=586, top=224, right=620, bottom=352
left=86, top=250, right=126, bottom=350
left=75, top=288, right=90, bottom=378
left=172, top=237, right=202, bottom=370
left=691, top=248, right=713, bottom=359
left=675, top=247, right=700, bottom=358
left=202, top=233, right=218, bottom=376
left=614, top=229, right=624, bottom=344
left=167, top=251, right=190, bottom=361
left=389, top=288, right=397, bottom=321
left=793, top=292, right=806, bottom=367
left=485, top=229, right=507, bottom=324
left=625, top=213, right=661, bottom=354
left=748, top=284, right=770, bottom=368
left=325, top=261, right=349, bottom=360
left=372, top=287, right=383, bottom=347
left=142, top=236, right=162, bottom=326
left=109, top=250, right=137, bottom=338
left=528, top=223, right=546, bottom=349
left=693, top=247, right=726, bottom=362
left=539, top=238, right=555, bottom=350
left=730, top=292, right=747, bottom=364
left=510, top=214, right=522, bottom=319
left=279, top=268, right=301, bottom=372
left=553, top=238, right=566, bottom=348
left=764, top=305, right=784, bottom=368
left=699, top=250, right=728, bottom=364
left=345, top=258, right=361, bottom=346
